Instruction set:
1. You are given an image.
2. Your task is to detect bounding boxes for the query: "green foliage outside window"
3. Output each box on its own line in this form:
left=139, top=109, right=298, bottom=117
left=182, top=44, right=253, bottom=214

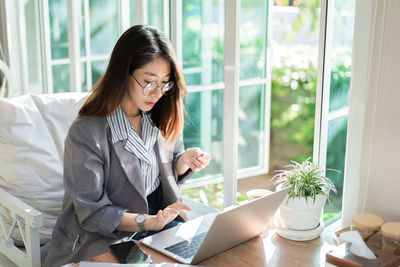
left=183, top=61, right=351, bottom=215
left=270, top=63, right=317, bottom=164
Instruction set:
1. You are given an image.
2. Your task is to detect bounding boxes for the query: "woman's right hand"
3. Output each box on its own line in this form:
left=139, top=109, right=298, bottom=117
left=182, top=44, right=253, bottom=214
left=146, top=202, right=190, bottom=231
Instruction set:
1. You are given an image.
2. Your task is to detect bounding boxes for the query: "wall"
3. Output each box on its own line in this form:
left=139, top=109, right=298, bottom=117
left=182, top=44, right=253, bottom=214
left=343, top=0, right=400, bottom=225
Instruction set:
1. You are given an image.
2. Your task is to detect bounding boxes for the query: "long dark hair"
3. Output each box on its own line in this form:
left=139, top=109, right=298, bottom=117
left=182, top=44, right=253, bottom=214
left=79, top=25, right=187, bottom=144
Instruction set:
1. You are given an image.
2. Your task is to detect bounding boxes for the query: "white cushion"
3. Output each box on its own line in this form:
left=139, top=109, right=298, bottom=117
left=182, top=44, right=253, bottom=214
left=0, top=93, right=88, bottom=244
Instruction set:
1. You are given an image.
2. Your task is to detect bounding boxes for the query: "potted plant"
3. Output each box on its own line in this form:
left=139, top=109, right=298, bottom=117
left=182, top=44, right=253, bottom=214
left=272, top=157, right=337, bottom=231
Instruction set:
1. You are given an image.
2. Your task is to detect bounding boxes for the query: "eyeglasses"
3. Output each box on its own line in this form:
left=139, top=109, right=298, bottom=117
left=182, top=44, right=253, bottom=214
left=131, top=74, right=174, bottom=96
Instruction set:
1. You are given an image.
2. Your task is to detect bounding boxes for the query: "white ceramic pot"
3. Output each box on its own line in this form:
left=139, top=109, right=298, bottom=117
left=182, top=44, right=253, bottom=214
left=279, top=194, right=326, bottom=230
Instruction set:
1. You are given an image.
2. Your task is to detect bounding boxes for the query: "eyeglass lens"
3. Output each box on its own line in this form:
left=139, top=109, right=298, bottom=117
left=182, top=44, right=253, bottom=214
left=143, top=81, right=174, bottom=95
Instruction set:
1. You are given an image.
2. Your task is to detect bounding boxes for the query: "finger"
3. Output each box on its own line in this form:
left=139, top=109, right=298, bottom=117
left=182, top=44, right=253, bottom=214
left=195, top=156, right=208, bottom=166
left=170, top=202, right=191, bottom=211
left=185, top=155, right=199, bottom=164
left=166, top=204, right=190, bottom=221
left=200, top=153, right=211, bottom=161
left=187, top=147, right=201, bottom=156
left=190, top=159, right=202, bottom=169
left=163, top=210, right=179, bottom=224
left=194, top=152, right=205, bottom=158
left=161, top=207, right=175, bottom=214
left=178, top=203, right=191, bottom=211
left=194, top=159, right=206, bottom=170
left=193, top=147, right=203, bottom=155
left=179, top=210, right=189, bottom=221
left=163, top=207, right=179, bottom=217
left=189, top=165, right=202, bottom=172
left=185, top=154, right=203, bottom=164
left=156, top=209, right=163, bottom=218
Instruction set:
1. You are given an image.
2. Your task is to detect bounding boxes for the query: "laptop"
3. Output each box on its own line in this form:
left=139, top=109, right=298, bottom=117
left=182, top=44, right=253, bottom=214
left=141, top=187, right=290, bottom=264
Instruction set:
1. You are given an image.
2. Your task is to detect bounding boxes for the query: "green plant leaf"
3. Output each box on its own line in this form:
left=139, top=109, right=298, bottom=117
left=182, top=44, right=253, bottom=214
left=272, top=157, right=337, bottom=203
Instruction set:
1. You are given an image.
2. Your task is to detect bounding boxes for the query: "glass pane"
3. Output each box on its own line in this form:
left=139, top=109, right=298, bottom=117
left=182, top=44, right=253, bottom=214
left=182, top=89, right=224, bottom=210
left=91, top=60, right=108, bottom=87
left=89, top=0, right=120, bottom=55
left=239, top=84, right=265, bottom=169
left=81, top=62, right=87, bottom=92
left=240, top=0, right=268, bottom=79
left=328, top=0, right=356, bottom=112
left=183, top=90, right=223, bottom=178
left=182, top=183, right=225, bottom=210
left=270, top=66, right=317, bottom=166
left=269, top=2, right=320, bottom=170
left=130, top=0, right=135, bottom=26
left=148, top=0, right=164, bottom=30
left=80, top=0, right=86, bottom=57
left=52, top=64, right=70, bottom=93
left=49, top=0, right=68, bottom=59
left=322, top=0, right=356, bottom=225
left=25, top=0, right=40, bottom=85
left=324, top=115, right=348, bottom=223
left=182, top=0, right=224, bottom=85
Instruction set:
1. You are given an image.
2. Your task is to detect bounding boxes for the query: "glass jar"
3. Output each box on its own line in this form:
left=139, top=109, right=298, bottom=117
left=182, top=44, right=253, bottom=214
left=381, top=222, right=400, bottom=255
left=350, top=213, right=384, bottom=241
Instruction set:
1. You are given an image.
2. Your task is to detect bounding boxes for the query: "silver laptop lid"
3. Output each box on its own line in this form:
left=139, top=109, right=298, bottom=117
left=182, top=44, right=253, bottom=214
left=191, top=186, right=290, bottom=264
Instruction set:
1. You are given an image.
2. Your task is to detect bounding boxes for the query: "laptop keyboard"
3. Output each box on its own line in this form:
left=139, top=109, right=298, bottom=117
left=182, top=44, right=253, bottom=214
left=164, top=231, right=207, bottom=259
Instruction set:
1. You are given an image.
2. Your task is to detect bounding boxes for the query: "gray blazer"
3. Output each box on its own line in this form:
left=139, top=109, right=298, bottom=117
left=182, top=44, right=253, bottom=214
left=43, top=116, right=192, bottom=267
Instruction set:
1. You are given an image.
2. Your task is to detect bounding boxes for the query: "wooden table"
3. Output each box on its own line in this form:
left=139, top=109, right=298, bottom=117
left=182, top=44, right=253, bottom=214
left=86, top=226, right=339, bottom=266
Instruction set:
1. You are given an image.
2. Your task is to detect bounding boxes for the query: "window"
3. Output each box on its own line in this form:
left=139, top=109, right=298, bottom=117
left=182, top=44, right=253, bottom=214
left=238, top=0, right=268, bottom=173
left=315, top=0, right=356, bottom=223
left=48, top=0, right=122, bottom=93
left=180, top=0, right=269, bottom=208
left=267, top=0, right=356, bottom=224
left=2, top=0, right=356, bottom=220
left=181, top=0, right=225, bottom=184
left=269, top=1, right=320, bottom=172
left=28, top=0, right=167, bottom=94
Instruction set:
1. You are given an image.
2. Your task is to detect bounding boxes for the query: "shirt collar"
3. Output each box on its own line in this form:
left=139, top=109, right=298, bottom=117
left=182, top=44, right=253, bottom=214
left=106, top=106, right=131, bottom=143
left=106, top=106, right=159, bottom=164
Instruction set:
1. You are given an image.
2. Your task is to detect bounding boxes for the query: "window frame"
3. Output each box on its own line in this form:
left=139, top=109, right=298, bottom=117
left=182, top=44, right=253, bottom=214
left=37, top=0, right=133, bottom=93
left=314, top=0, right=357, bottom=226
left=2, top=0, right=30, bottom=96
left=314, top=0, right=351, bottom=170
left=176, top=0, right=271, bottom=208
left=222, top=0, right=240, bottom=206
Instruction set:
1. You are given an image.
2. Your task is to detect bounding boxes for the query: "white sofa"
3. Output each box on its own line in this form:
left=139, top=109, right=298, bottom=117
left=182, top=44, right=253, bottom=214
left=0, top=93, right=87, bottom=267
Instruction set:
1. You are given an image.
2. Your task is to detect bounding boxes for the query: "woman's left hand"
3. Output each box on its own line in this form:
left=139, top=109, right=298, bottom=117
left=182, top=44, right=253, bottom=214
left=166, top=202, right=191, bottom=221
left=180, top=147, right=211, bottom=173
left=146, top=202, right=191, bottom=231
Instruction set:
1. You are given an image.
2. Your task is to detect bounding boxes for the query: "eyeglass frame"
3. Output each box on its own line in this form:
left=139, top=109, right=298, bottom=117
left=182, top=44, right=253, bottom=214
left=131, top=74, right=174, bottom=96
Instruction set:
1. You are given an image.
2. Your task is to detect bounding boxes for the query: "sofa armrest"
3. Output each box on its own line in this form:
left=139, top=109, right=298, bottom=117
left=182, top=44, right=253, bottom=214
left=0, top=188, right=43, bottom=267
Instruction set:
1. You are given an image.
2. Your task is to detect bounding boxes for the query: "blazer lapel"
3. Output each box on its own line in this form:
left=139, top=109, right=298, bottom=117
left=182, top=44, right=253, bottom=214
left=155, top=134, right=173, bottom=163
left=112, top=140, right=147, bottom=201
left=155, top=135, right=181, bottom=206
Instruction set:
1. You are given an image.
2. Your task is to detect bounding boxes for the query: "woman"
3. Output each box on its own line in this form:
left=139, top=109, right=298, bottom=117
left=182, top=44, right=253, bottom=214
left=44, top=25, right=211, bottom=266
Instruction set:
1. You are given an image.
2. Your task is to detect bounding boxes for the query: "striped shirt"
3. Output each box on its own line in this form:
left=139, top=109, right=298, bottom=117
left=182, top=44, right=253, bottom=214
left=106, top=106, right=160, bottom=195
